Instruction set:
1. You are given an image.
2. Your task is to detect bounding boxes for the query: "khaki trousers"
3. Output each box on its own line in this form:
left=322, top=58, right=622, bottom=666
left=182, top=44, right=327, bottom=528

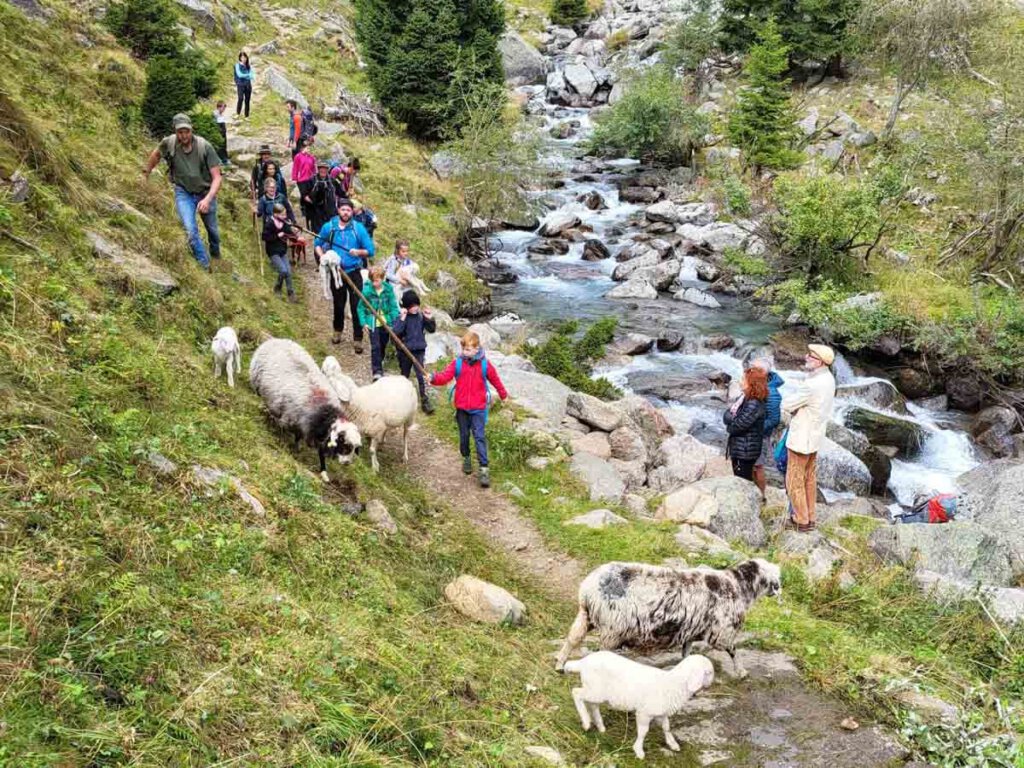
left=786, top=449, right=818, bottom=525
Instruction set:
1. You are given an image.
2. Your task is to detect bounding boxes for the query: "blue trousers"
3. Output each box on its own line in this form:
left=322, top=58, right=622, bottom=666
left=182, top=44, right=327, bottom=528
left=369, top=326, right=389, bottom=377
left=173, top=186, right=220, bottom=268
left=457, top=409, right=488, bottom=467
left=269, top=253, right=293, bottom=294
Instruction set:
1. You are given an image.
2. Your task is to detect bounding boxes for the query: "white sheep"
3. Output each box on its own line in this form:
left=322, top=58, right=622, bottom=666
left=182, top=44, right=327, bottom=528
left=249, top=339, right=362, bottom=480
left=563, top=651, right=715, bottom=760
left=319, top=250, right=343, bottom=300
left=211, top=326, right=241, bottom=388
left=322, top=355, right=418, bottom=473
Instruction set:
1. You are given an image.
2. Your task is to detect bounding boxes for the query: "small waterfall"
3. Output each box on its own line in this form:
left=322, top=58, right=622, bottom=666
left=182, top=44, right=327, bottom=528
left=831, top=352, right=856, bottom=385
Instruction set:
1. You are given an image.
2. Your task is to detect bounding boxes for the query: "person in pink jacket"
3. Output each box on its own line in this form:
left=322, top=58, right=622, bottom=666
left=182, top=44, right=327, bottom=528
left=291, top=139, right=317, bottom=228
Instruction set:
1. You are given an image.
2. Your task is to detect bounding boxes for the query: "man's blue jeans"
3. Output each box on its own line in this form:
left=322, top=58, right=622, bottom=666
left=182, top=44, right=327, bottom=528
left=174, top=186, right=220, bottom=267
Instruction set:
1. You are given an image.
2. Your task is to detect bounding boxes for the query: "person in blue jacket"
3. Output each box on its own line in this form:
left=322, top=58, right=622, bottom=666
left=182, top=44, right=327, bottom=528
left=234, top=51, right=254, bottom=118
left=314, top=198, right=375, bottom=350
left=752, top=358, right=785, bottom=498
left=393, top=290, right=436, bottom=413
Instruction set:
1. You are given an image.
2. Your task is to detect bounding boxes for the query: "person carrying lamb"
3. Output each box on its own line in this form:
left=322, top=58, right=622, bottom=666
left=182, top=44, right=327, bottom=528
left=357, top=264, right=400, bottom=381
left=393, top=290, right=436, bottom=414
left=429, top=330, right=508, bottom=488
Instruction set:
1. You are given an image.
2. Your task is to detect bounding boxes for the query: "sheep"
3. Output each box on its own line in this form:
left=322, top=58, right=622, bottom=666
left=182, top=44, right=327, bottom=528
left=322, top=355, right=418, bottom=473
left=564, top=652, right=715, bottom=760
left=319, top=250, right=343, bottom=300
left=211, top=326, right=241, bottom=388
left=554, top=558, right=781, bottom=678
left=249, top=339, right=362, bottom=481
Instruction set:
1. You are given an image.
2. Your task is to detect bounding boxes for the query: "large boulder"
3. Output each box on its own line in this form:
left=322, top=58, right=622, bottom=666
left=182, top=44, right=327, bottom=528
left=88, top=232, right=179, bottom=295
left=675, top=524, right=735, bottom=556
left=608, top=426, right=648, bottom=464
left=566, top=392, right=623, bottom=432
left=843, top=407, right=926, bottom=458
left=467, top=322, right=500, bottom=349
left=562, top=63, right=599, bottom=100
left=647, top=435, right=719, bottom=492
left=826, top=422, right=891, bottom=496
left=658, top=476, right=766, bottom=547
left=445, top=575, right=526, bottom=625
left=869, top=522, right=1015, bottom=587
left=970, top=406, right=1018, bottom=458
left=613, top=395, right=675, bottom=455
left=946, top=375, right=982, bottom=412
left=956, top=459, right=1024, bottom=579
left=570, top=452, right=626, bottom=502
left=612, top=251, right=660, bottom=281
left=677, top=222, right=750, bottom=252
left=565, top=509, right=628, bottom=529
left=816, top=437, right=872, bottom=496
left=539, top=210, right=581, bottom=237
left=500, top=368, right=571, bottom=428
left=174, top=0, right=216, bottom=33
left=916, top=571, right=1024, bottom=625
left=582, top=239, right=611, bottom=261
left=836, top=380, right=909, bottom=415
left=499, top=31, right=546, bottom=86
left=263, top=65, right=308, bottom=108
left=572, top=431, right=612, bottom=460
left=607, top=278, right=657, bottom=299
left=627, top=371, right=723, bottom=401
left=674, top=287, right=722, bottom=309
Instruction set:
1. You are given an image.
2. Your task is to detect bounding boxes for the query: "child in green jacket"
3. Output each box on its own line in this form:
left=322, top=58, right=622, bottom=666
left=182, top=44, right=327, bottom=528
left=357, top=264, right=399, bottom=380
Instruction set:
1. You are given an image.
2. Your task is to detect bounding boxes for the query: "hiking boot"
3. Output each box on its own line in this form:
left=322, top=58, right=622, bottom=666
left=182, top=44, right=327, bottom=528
left=478, top=467, right=491, bottom=488
left=372, top=373, right=382, bottom=382
left=287, top=292, right=298, bottom=303
left=462, top=455, right=472, bottom=475
left=274, top=284, right=282, bottom=295
left=353, top=341, right=363, bottom=354
left=331, top=332, right=342, bottom=345
left=421, top=397, right=435, bottom=415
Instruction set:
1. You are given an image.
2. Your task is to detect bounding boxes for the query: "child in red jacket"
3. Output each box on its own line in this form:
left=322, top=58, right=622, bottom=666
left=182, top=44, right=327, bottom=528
left=430, top=330, right=508, bottom=488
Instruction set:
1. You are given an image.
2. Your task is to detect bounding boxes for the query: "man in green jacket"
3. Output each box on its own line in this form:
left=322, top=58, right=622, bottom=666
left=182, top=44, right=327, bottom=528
left=358, top=264, right=399, bottom=380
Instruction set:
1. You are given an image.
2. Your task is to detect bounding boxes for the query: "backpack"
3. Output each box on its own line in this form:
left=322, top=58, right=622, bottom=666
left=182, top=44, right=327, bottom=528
left=773, top=429, right=789, bottom=474
left=918, top=493, right=957, bottom=524
left=449, top=356, right=491, bottom=422
left=300, top=106, right=318, bottom=141
left=161, top=134, right=213, bottom=184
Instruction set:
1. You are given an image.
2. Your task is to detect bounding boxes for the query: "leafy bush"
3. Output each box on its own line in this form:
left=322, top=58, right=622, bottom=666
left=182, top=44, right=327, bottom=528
left=590, top=67, right=708, bottom=165
left=187, top=109, right=225, bottom=156
left=528, top=319, right=620, bottom=400
left=105, top=0, right=184, bottom=59
left=727, top=17, right=800, bottom=173
left=723, top=247, right=769, bottom=277
left=766, top=167, right=902, bottom=283
left=141, top=56, right=196, bottom=136
left=550, top=0, right=589, bottom=26
left=179, top=48, right=217, bottom=100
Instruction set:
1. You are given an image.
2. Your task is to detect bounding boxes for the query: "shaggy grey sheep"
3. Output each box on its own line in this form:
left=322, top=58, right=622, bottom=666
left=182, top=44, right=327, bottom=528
left=322, top=355, right=418, bottom=472
left=249, top=339, right=362, bottom=480
left=554, top=559, right=781, bottom=677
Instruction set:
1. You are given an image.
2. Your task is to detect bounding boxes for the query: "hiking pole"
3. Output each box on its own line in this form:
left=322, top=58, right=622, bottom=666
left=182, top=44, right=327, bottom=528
left=251, top=209, right=264, bottom=276
left=293, top=223, right=432, bottom=381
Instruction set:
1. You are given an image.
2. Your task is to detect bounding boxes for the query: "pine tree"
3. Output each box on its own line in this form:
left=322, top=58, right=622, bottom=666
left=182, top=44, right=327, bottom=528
left=550, top=0, right=588, bottom=27
left=727, top=17, right=799, bottom=173
left=354, top=0, right=505, bottom=139
left=141, top=56, right=196, bottom=136
left=105, top=0, right=184, bottom=59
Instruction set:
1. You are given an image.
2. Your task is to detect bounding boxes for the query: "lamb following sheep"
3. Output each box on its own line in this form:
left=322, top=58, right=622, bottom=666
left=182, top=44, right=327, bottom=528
left=322, top=355, right=418, bottom=472
left=564, top=652, right=715, bottom=760
left=249, top=339, right=362, bottom=481
left=554, top=558, right=781, bottom=678
left=211, top=326, right=241, bottom=388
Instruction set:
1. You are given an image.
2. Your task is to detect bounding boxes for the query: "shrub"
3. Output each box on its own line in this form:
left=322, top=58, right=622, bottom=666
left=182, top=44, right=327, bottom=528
left=528, top=319, right=620, bottom=400
left=105, top=0, right=184, bottom=59
left=550, top=0, right=588, bottom=26
left=662, top=0, right=719, bottom=74
left=187, top=109, right=225, bottom=156
left=723, top=247, right=769, bottom=277
left=179, top=48, right=218, bottom=100
left=727, top=17, right=800, bottom=173
left=141, top=56, right=196, bottom=136
left=589, top=67, right=708, bottom=165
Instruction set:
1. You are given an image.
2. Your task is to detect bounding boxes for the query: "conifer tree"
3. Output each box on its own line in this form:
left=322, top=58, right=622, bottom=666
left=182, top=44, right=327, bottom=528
left=727, top=17, right=799, bottom=174
left=141, top=56, right=196, bottom=136
left=550, top=0, right=588, bottom=27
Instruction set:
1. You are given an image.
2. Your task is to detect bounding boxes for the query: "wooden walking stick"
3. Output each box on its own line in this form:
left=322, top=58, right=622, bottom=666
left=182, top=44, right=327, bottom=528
left=252, top=210, right=264, bottom=277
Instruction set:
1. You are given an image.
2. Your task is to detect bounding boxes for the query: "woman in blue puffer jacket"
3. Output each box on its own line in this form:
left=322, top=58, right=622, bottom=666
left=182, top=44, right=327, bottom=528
left=234, top=51, right=254, bottom=118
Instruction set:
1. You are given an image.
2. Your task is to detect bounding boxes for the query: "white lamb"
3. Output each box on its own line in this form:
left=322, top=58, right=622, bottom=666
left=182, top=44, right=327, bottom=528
left=319, top=250, right=344, bottom=300
left=322, top=356, right=418, bottom=472
left=563, top=651, right=715, bottom=760
left=211, top=326, right=241, bottom=388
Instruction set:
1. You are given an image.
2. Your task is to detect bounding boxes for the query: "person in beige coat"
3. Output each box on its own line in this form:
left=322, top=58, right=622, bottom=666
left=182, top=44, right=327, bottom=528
left=781, top=344, right=836, bottom=531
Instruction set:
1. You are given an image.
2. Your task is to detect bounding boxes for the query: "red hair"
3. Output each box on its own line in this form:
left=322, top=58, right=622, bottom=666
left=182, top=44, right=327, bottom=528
left=743, top=366, right=769, bottom=401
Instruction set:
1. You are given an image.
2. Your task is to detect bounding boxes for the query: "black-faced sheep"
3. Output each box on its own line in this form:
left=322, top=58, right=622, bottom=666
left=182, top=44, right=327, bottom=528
left=554, top=559, right=781, bottom=678
left=249, top=339, right=362, bottom=480
left=321, top=355, right=418, bottom=472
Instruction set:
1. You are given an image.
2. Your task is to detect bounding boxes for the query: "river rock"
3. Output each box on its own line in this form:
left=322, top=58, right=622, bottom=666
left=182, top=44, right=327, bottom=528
left=474, top=259, right=518, bottom=284
left=837, top=380, right=909, bottom=415
left=677, top=222, right=750, bottom=253
left=826, top=423, right=891, bottom=496
left=608, top=426, right=648, bottom=464
left=570, top=452, right=626, bottom=501
left=445, top=575, right=526, bottom=625
left=946, top=374, right=982, bottom=412
left=612, top=251, right=660, bottom=281
left=499, top=31, right=546, bottom=86
left=657, top=332, right=684, bottom=352
left=582, top=239, right=611, bottom=261
left=578, top=191, right=606, bottom=210
left=674, top=287, right=722, bottom=309
left=619, top=185, right=663, bottom=204
left=501, top=368, right=570, bottom=428
left=816, top=437, right=872, bottom=496
left=956, top=459, right=1024, bottom=579
left=565, top=509, right=628, bottom=529
left=675, top=524, right=735, bottom=555
left=562, top=63, right=599, bottom=100
left=843, top=407, right=925, bottom=458
left=263, top=65, right=308, bottom=108
left=539, top=210, right=581, bottom=237
left=88, top=231, right=179, bottom=295
left=610, top=333, right=654, bottom=356
left=453, top=293, right=492, bottom=318
left=572, top=431, right=612, bottom=460
left=647, top=434, right=719, bottom=492
left=607, top=278, right=657, bottom=299
left=645, top=200, right=683, bottom=223
left=627, top=371, right=722, bottom=401
left=970, top=406, right=1018, bottom=458
left=567, top=392, right=623, bottom=432
left=869, top=522, right=1015, bottom=586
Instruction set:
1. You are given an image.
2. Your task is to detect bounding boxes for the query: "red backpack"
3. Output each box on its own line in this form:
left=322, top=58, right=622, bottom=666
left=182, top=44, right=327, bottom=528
left=925, top=493, right=957, bottom=523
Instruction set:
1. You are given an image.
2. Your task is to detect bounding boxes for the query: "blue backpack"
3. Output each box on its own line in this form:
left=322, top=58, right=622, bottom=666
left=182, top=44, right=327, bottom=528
left=774, top=429, right=789, bottom=474
left=449, top=356, right=492, bottom=421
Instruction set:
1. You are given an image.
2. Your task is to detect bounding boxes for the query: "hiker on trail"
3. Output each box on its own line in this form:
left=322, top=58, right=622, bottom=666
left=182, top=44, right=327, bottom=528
left=213, top=100, right=230, bottom=165
left=308, top=159, right=337, bottom=235
left=351, top=199, right=377, bottom=239
left=751, top=358, right=785, bottom=499
left=383, top=240, right=427, bottom=294
left=336, top=157, right=359, bottom=196
left=299, top=104, right=318, bottom=147
left=234, top=51, right=254, bottom=118
left=430, top=330, right=508, bottom=488
left=249, top=145, right=278, bottom=200
left=254, top=176, right=295, bottom=224
left=262, top=202, right=298, bottom=302
left=357, top=264, right=399, bottom=381
left=142, top=113, right=222, bottom=271
left=723, top=366, right=768, bottom=483
left=393, top=290, right=436, bottom=414
left=291, top=139, right=316, bottom=228
left=781, top=344, right=836, bottom=533
left=314, top=197, right=375, bottom=350
left=287, top=99, right=303, bottom=157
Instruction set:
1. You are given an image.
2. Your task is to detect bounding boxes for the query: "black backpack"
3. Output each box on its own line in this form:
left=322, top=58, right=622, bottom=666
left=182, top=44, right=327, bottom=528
left=300, top=107, right=318, bottom=141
